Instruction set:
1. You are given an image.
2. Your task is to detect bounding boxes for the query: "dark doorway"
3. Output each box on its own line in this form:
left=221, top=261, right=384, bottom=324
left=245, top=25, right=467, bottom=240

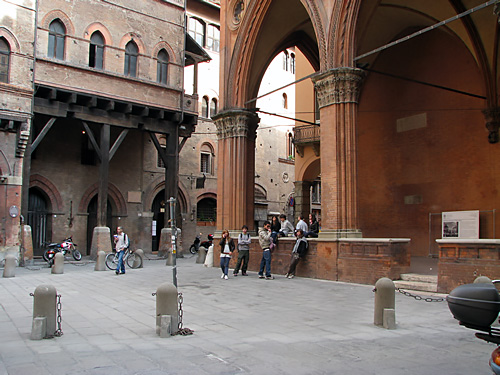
left=27, top=187, right=51, bottom=256
left=86, top=195, right=113, bottom=255
left=151, top=190, right=182, bottom=252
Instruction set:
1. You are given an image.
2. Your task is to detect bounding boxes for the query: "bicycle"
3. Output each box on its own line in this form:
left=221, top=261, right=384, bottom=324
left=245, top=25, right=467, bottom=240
left=105, top=248, right=143, bottom=270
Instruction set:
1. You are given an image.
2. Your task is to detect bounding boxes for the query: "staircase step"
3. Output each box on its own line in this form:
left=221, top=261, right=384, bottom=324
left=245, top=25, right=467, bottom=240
left=394, top=280, right=438, bottom=293
left=400, top=273, right=437, bottom=283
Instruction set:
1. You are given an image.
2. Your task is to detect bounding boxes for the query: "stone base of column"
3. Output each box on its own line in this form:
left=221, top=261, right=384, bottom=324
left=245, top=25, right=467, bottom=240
left=159, top=228, right=184, bottom=258
left=318, top=229, right=363, bottom=240
left=22, top=225, right=34, bottom=260
left=90, top=227, right=111, bottom=260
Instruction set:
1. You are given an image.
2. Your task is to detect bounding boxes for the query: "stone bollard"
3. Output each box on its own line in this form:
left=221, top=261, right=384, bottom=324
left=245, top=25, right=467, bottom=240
left=51, top=253, right=64, bottom=274
left=155, top=283, right=179, bottom=337
left=474, top=276, right=492, bottom=284
left=196, top=247, right=207, bottom=264
left=166, top=250, right=174, bottom=266
left=94, top=251, right=106, bottom=271
left=3, top=254, right=16, bottom=278
left=374, top=277, right=396, bottom=328
left=134, top=249, right=144, bottom=268
left=31, top=284, right=57, bottom=339
left=203, top=245, right=214, bottom=267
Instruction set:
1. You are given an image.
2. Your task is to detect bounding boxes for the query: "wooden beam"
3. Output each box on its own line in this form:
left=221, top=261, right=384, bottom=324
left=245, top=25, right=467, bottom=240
left=82, top=121, right=102, bottom=161
left=31, top=117, right=56, bottom=152
left=109, top=128, right=129, bottom=161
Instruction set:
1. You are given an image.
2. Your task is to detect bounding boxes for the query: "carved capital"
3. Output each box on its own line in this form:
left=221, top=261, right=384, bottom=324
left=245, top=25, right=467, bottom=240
left=213, top=108, right=259, bottom=140
left=482, top=107, right=500, bottom=144
left=312, top=67, right=365, bottom=108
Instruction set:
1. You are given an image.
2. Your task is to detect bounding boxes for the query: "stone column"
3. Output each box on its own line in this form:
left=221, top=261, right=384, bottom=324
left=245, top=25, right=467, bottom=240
left=312, top=67, right=365, bottom=239
left=213, top=109, right=259, bottom=231
left=294, top=180, right=312, bottom=222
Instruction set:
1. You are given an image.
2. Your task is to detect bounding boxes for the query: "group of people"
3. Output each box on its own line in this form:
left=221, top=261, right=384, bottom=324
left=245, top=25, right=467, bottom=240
left=218, top=213, right=320, bottom=280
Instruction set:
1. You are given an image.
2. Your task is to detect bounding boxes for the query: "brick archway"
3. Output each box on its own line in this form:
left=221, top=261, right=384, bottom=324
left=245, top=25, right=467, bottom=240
left=29, top=174, right=64, bottom=212
left=78, top=182, right=127, bottom=216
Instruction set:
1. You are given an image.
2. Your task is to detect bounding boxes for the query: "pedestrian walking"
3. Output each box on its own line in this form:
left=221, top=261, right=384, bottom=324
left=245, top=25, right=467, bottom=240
left=219, top=229, right=235, bottom=280
left=285, top=229, right=308, bottom=279
left=234, top=225, right=251, bottom=276
left=258, top=221, right=274, bottom=280
left=114, top=226, right=129, bottom=275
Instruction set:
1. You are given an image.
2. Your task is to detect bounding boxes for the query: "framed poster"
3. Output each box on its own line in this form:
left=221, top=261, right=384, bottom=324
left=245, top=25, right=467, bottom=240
left=442, top=210, right=479, bottom=239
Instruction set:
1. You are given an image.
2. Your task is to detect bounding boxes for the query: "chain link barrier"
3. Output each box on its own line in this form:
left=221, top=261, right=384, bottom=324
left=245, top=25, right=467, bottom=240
left=396, top=288, right=446, bottom=302
left=28, top=292, right=63, bottom=338
left=173, top=292, right=194, bottom=336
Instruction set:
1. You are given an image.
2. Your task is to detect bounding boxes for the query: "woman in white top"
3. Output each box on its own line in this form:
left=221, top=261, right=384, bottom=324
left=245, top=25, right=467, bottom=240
left=219, top=229, right=235, bottom=280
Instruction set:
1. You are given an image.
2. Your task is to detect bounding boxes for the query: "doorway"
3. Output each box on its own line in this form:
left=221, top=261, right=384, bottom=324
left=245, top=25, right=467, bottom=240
left=86, top=195, right=113, bottom=255
left=27, top=187, right=51, bottom=256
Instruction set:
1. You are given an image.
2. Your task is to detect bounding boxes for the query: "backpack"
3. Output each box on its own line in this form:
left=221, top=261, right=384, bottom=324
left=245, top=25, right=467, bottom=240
left=124, top=234, right=131, bottom=249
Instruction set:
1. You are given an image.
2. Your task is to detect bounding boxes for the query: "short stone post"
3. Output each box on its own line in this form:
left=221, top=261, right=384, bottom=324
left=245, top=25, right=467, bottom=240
left=166, top=250, right=174, bottom=266
left=203, top=245, right=214, bottom=267
left=31, top=284, right=57, bottom=339
left=134, top=249, right=144, bottom=268
left=374, top=277, right=396, bottom=329
left=474, top=276, right=492, bottom=284
left=51, top=253, right=64, bottom=274
left=156, top=282, right=179, bottom=337
left=94, top=251, right=106, bottom=271
left=3, top=254, right=16, bottom=278
left=196, top=247, right=207, bottom=264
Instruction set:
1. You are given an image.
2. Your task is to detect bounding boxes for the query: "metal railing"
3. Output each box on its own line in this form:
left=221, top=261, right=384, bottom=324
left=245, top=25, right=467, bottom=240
left=293, top=124, right=320, bottom=144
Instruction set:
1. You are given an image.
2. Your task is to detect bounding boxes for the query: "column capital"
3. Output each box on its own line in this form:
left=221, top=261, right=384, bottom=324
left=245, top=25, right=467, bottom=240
left=312, top=67, right=365, bottom=109
left=213, top=108, right=260, bottom=140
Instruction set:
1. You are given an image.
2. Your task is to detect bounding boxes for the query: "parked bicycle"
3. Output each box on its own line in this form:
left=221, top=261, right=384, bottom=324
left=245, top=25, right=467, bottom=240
left=105, top=248, right=142, bottom=270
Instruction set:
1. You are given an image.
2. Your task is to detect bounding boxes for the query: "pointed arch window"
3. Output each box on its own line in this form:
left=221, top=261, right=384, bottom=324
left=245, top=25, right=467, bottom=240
left=210, top=98, right=217, bottom=117
left=48, top=19, right=66, bottom=60
left=157, top=49, right=169, bottom=85
left=0, top=38, right=10, bottom=83
left=201, top=96, right=209, bottom=118
left=89, top=31, right=104, bottom=69
left=124, top=41, right=138, bottom=77
left=282, top=93, right=288, bottom=109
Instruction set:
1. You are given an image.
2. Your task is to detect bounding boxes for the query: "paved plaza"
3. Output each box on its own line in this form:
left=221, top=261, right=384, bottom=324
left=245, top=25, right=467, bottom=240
left=0, top=255, right=494, bottom=374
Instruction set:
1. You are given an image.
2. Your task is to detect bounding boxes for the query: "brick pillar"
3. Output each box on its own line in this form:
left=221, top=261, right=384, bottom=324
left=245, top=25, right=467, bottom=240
left=213, top=109, right=259, bottom=231
left=312, top=67, right=365, bottom=238
left=294, top=180, right=311, bottom=221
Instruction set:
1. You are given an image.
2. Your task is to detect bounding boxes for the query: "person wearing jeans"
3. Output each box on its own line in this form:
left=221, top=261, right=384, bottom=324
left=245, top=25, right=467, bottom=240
left=219, top=229, right=234, bottom=280
left=258, top=221, right=274, bottom=280
left=234, top=225, right=251, bottom=276
left=114, top=226, right=128, bottom=275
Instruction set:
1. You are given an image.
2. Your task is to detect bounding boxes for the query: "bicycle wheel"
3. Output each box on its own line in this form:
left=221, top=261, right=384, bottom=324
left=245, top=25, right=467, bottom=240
left=126, top=252, right=143, bottom=269
left=105, top=253, right=118, bottom=270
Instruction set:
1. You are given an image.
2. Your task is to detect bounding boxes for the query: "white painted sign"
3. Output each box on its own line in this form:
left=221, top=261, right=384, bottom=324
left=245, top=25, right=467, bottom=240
left=442, top=210, right=479, bottom=239
left=152, top=220, right=157, bottom=236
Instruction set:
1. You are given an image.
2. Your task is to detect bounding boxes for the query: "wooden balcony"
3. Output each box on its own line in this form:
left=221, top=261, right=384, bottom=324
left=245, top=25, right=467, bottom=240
left=293, top=124, right=320, bottom=157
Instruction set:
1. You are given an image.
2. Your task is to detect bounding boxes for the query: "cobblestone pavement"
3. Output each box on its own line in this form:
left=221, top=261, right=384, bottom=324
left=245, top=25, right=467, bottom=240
left=0, top=255, right=493, bottom=374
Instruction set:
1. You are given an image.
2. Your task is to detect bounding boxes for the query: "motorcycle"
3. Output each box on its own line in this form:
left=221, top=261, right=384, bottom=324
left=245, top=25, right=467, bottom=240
left=447, top=280, right=500, bottom=374
left=42, top=236, right=82, bottom=266
left=189, top=234, right=213, bottom=254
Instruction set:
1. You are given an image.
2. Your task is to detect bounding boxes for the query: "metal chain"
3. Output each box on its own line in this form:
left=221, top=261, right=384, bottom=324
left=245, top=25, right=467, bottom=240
left=396, top=288, right=446, bottom=302
left=54, top=294, right=63, bottom=337
left=172, top=292, right=194, bottom=336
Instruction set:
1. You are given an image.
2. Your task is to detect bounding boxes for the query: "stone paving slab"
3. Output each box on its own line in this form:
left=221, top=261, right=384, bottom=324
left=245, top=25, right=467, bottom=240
left=0, top=256, right=494, bottom=374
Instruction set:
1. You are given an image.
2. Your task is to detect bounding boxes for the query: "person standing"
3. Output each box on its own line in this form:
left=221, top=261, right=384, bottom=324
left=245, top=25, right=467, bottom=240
left=219, top=229, right=235, bottom=280
left=296, top=215, right=308, bottom=233
left=285, top=229, right=308, bottom=279
left=234, top=225, right=251, bottom=276
left=258, top=221, right=274, bottom=280
left=114, top=226, right=129, bottom=275
left=278, top=214, right=294, bottom=237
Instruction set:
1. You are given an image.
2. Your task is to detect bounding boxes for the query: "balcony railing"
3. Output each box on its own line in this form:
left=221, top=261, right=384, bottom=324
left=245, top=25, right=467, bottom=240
left=293, top=124, right=320, bottom=157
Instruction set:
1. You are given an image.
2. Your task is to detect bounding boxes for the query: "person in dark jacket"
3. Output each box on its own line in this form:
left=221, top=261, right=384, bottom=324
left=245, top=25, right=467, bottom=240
left=270, top=215, right=280, bottom=245
left=219, top=229, right=235, bottom=280
left=305, top=213, right=319, bottom=238
left=234, top=225, right=251, bottom=276
left=285, top=229, right=308, bottom=279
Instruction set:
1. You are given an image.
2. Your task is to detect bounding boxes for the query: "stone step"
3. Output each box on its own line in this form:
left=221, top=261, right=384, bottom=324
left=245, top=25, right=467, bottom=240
left=400, top=273, right=437, bottom=283
left=394, top=280, right=438, bottom=293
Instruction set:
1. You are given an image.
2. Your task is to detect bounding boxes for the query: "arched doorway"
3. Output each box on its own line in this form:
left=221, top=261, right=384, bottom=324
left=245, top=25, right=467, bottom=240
left=151, top=190, right=183, bottom=252
left=86, top=195, right=113, bottom=255
left=27, top=187, right=51, bottom=256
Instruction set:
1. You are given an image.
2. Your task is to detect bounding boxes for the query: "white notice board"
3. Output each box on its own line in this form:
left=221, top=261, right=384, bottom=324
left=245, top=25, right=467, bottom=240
left=442, top=210, right=479, bottom=239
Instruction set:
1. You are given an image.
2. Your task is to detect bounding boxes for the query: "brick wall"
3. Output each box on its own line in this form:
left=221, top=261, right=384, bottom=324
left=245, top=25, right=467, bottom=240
left=438, top=242, right=500, bottom=293
left=220, top=237, right=410, bottom=285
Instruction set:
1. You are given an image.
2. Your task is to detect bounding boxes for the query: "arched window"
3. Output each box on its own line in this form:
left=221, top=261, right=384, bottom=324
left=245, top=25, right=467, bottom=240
left=157, top=49, right=169, bottom=85
left=200, top=143, right=214, bottom=174
left=201, top=96, right=209, bottom=118
left=197, top=197, right=217, bottom=222
left=207, top=24, right=220, bottom=52
left=189, top=17, right=205, bottom=47
left=210, top=98, right=217, bottom=117
left=287, top=131, right=294, bottom=159
left=89, top=31, right=104, bottom=69
left=48, top=19, right=66, bottom=60
left=124, top=41, right=138, bottom=77
left=290, top=53, right=296, bottom=74
left=0, top=38, right=10, bottom=83
left=282, top=93, right=288, bottom=109
left=283, top=50, right=289, bottom=71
